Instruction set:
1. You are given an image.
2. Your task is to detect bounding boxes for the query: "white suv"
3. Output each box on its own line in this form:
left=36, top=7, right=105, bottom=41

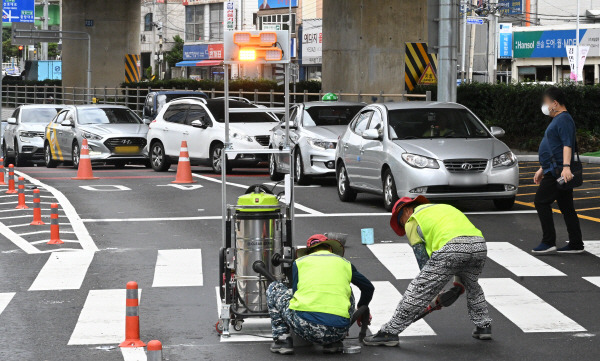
left=146, top=98, right=279, bottom=173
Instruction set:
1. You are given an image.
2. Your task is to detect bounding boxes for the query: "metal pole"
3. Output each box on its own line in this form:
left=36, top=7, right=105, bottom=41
left=461, top=0, right=467, bottom=84
left=87, top=33, right=91, bottom=103
left=437, top=0, right=458, bottom=102
left=42, top=1, right=49, bottom=60
left=222, top=63, right=229, bottom=246
left=0, top=1, right=3, bottom=158
left=151, top=0, right=156, bottom=78
left=575, top=0, right=580, bottom=83
left=487, top=1, right=497, bottom=83
left=468, top=0, right=476, bottom=82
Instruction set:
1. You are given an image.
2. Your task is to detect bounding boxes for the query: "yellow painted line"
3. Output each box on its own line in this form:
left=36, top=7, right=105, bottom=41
left=515, top=200, right=600, bottom=223
left=576, top=206, right=600, bottom=212
left=573, top=195, right=600, bottom=201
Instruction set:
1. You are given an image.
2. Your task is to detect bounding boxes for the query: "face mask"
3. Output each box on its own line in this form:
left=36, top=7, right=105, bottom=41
left=541, top=104, right=551, bottom=116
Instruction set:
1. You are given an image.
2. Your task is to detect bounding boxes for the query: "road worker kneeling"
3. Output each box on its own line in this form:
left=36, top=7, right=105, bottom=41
left=266, top=234, right=374, bottom=355
left=363, top=196, right=493, bottom=346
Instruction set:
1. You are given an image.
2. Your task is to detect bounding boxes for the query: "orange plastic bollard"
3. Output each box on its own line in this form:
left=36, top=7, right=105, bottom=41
left=47, top=203, right=63, bottom=245
left=0, top=159, right=5, bottom=185
left=5, top=165, right=17, bottom=194
left=15, top=177, right=29, bottom=209
left=147, top=340, right=163, bottom=361
left=30, top=189, right=45, bottom=225
left=72, top=139, right=99, bottom=180
left=119, top=281, right=146, bottom=348
left=172, top=141, right=196, bottom=184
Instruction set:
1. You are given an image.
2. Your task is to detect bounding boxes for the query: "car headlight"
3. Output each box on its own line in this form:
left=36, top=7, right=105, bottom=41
left=492, top=151, right=517, bottom=167
left=401, top=153, right=440, bottom=169
left=307, top=138, right=336, bottom=150
left=19, top=131, right=42, bottom=142
left=82, top=131, right=103, bottom=141
left=232, top=132, right=254, bottom=142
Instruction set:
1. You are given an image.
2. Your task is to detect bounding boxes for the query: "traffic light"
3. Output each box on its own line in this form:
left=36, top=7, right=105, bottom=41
left=18, top=46, right=24, bottom=57
left=232, top=31, right=283, bottom=62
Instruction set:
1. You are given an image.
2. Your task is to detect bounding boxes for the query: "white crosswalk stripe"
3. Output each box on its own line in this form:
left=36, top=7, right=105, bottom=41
left=29, top=251, right=94, bottom=291
left=0, top=293, right=15, bottom=316
left=68, top=289, right=142, bottom=345
left=582, top=276, right=600, bottom=288
left=479, top=278, right=586, bottom=333
left=215, top=287, right=272, bottom=342
left=367, top=243, right=420, bottom=279
left=121, top=347, right=147, bottom=361
left=486, top=242, right=565, bottom=277
left=584, top=241, right=600, bottom=259
left=352, top=281, right=436, bottom=336
left=152, top=249, right=203, bottom=287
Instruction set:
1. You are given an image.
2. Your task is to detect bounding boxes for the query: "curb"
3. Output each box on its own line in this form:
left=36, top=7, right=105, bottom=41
left=516, top=154, right=600, bottom=164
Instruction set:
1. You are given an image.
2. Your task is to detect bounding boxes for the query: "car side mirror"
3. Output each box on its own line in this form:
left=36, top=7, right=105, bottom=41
left=490, top=126, right=505, bottom=138
left=143, top=118, right=152, bottom=125
left=362, top=128, right=381, bottom=140
left=191, top=119, right=209, bottom=129
left=61, top=119, right=74, bottom=127
left=7, top=117, right=17, bottom=125
left=143, top=105, right=151, bottom=116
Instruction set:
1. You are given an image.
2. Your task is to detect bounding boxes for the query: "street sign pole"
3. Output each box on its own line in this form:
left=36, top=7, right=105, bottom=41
left=1, top=0, right=3, bottom=158
left=576, top=0, right=580, bottom=83
left=461, top=0, right=467, bottom=84
left=438, top=0, right=459, bottom=102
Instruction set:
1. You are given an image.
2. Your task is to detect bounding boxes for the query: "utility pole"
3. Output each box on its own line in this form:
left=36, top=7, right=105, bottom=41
left=41, top=1, right=49, bottom=60
left=575, top=0, right=580, bottom=83
left=468, top=0, right=476, bottom=82
left=1, top=0, right=3, bottom=157
left=487, top=0, right=498, bottom=83
left=460, top=0, right=467, bottom=84
left=437, top=0, right=459, bottom=102
left=150, top=0, right=157, bottom=80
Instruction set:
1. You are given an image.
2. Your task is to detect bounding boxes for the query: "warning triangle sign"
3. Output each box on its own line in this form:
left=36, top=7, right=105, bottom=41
left=418, top=63, right=437, bottom=85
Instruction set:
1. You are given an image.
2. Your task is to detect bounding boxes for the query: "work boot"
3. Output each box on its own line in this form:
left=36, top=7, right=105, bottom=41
left=362, top=331, right=399, bottom=347
left=322, top=341, right=344, bottom=354
left=472, top=325, right=492, bottom=340
left=270, top=336, right=294, bottom=355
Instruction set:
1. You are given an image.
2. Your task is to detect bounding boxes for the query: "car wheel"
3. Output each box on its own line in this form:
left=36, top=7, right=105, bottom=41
left=210, top=143, right=232, bottom=174
left=3, top=144, right=14, bottom=166
left=269, top=153, right=284, bottom=181
left=72, top=142, right=80, bottom=169
left=337, top=163, right=357, bottom=202
left=150, top=141, right=171, bottom=172
left=294, top=149, right=310, bottom=185
left=44, top=143, right=58, bottom=168
left=493, top=196, right=515, bottom=211
left=383, top=169, right=399, bottom=212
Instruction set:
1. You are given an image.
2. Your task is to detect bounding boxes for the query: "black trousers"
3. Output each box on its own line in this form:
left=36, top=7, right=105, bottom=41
left=534, top=172, right=583, bottom=247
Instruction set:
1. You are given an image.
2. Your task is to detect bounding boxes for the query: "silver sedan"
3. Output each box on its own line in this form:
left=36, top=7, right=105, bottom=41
left=335, top=102, right=519, bottom=211
left=44, top=105, right=149, bottom=169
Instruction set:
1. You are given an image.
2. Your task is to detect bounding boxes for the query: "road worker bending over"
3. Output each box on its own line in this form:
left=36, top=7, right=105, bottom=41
left=363, top=196, right=492, bottom=346
left=267, top=234, right=374, bottom=355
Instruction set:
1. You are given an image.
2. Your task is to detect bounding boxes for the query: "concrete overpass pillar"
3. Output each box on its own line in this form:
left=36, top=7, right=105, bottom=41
left=62, top=0, right=140, bottom=89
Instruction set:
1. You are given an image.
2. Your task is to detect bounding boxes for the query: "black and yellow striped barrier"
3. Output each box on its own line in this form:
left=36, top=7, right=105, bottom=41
left=404, top=43, right=438, bottom=91
left=125, top=54, right=141, bottom=83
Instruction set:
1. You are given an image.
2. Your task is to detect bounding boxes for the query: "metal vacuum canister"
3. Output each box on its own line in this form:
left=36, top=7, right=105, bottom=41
left=235, top=192, right=283, bottom=313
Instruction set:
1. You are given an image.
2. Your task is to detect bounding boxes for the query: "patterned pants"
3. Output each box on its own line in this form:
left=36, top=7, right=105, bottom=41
left=266, top=282, right=354, bottom=344
left=381, top=236, right=492, bottom=334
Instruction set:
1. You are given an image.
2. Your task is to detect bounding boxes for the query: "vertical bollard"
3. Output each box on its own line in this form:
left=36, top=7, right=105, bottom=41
left=0, top=159, right=5, bottom=185
left=15, top=177, right=29, bottom=209
left=119, top=281, right=146, bottom=347
left=30, top=189, right=45, bottom=225
left=47, top=203, right=63, bottom=244
left=147, top=340, right=163, bottom=361
left=5, top=165, right=17, bottom=194
left=3, top=166, right=8, bottom=187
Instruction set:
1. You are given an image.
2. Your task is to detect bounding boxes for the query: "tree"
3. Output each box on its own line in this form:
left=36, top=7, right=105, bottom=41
left=48, top=43, right=59, bottom=59
left=165, top=35, right=184, bottom=68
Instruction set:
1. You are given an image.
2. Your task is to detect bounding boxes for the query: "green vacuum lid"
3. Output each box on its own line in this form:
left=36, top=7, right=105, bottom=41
left=237, top=192, right=279, bottom=212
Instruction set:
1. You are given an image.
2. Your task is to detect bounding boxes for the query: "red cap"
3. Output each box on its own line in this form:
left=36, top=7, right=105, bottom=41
left=296, top=234, right=345, bottom=258
left=390, top=196, right=430, bottom=236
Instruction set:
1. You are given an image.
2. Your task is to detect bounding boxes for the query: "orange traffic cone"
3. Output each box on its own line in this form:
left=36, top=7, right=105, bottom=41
left=172, top=141, right=196, bottom=184
left=72, top=139, right=99, bottom=180
left=0, top=159, right=5, bottom=186
left=119, top=281, right=146, bottom=348
left=5, top=165, right=17, bottom=194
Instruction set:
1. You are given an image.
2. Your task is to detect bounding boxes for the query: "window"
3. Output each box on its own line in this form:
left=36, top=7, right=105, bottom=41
left=11, top=108, right=20, bottom=119
left=163, top=104, right=190, bottom=124
left=77, top=108, right=142, bottom=125
left=209, top=3, right=224, bottom=41
left=352, top=111, right=372, bottom=135
left=303, top=105, right=364, bottom=127
left=368, top=110, right=383, bottom=135
left=387, top=108, right=490, bottom=140
left=144, top=13, right=153, bottom=32
left=185, top=5, right=204, bottom=41
left=186, top=105, right=209, bottom=126
left=20, top=108, right=63, bottom=123
left=260, top=14, right=296, bottom=34
left=54, top=111, right=67, bottom=124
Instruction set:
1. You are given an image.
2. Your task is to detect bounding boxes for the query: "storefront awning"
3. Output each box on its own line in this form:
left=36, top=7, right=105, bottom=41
left=176, top=60, right=223, bottom=67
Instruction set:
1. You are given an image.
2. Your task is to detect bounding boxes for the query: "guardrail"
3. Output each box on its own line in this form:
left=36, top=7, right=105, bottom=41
left=0, top=85, right=430, bottom=114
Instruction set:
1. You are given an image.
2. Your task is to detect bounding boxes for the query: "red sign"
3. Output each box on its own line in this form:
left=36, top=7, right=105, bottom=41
left=208, top=44, right=224, bottom=60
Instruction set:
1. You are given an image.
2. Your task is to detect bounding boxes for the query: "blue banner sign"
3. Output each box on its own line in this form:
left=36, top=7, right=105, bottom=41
left=183, top=44, right=209, bottom=60
left=3, top=0, right=35, bottom=23
left=498, top=0, right=523, bottom=15
left=513, top=28, right=600, bottom=58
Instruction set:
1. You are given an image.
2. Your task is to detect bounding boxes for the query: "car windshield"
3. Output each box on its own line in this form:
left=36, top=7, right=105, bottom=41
left=388, top=108, right=490, bottom=140
left=303, top=105, right=364, bottom=127
left=20, top=107, right=63, bottom=123
left=206, top=101, right=278, bottom=123
left=77, top=108, right=142, bottom=125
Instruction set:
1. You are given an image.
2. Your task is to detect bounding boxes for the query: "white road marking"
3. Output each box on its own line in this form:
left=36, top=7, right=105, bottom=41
left=583, top=276, right=600, bottom=288
left=352, top=281, right=436, bottom=336
left=0, top=201, right=18, bottom=205
left=367, top=243, right=420, bottom=279
left=215, top=287, right=272, bottom=342
left=30, top=239, right=80, bottom=245
left=80, top=185, right=131, bottom=191
left=19, top=230, right=76, bottom=236
left=0, top=222, right=40, bottom=253
left=16, top=170, right=98, bottom=252
left=480, top=278, right=586, bottom=333
left=486, top=242, right=565, bottom=277
left=121, top=347, right=147, bottom=361
left=0, top=215, right=31, bottom=220
left=82, top=216, right=222, bottom=222
left=29, top=251, right=94, bottom=291
left=152, top=249, right=203, bottom=287
left=0, top=293, right=16, bottom=315
left=157, top=184, right=203, bottom=190
left=68, top=289, right=142, bottom=345
left=584, top=241, right=600, bottom=259
left=191, top=173, right=324, bottom=215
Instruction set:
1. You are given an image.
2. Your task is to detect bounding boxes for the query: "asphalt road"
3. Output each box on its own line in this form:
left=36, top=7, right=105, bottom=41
left=0, top=162, right=598, bottom=361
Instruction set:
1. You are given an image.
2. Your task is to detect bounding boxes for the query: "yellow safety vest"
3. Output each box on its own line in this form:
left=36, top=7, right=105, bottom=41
left=289, top=251, right=352, bottom=318
left=409, top=203, right=483, bottom=257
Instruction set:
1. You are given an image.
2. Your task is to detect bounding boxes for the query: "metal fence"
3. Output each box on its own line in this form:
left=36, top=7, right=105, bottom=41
left=1, top=85, right=430, bottom=115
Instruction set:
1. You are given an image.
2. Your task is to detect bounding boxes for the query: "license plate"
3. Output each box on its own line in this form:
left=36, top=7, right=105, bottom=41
left=114, top=146, right=140, bottom=154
